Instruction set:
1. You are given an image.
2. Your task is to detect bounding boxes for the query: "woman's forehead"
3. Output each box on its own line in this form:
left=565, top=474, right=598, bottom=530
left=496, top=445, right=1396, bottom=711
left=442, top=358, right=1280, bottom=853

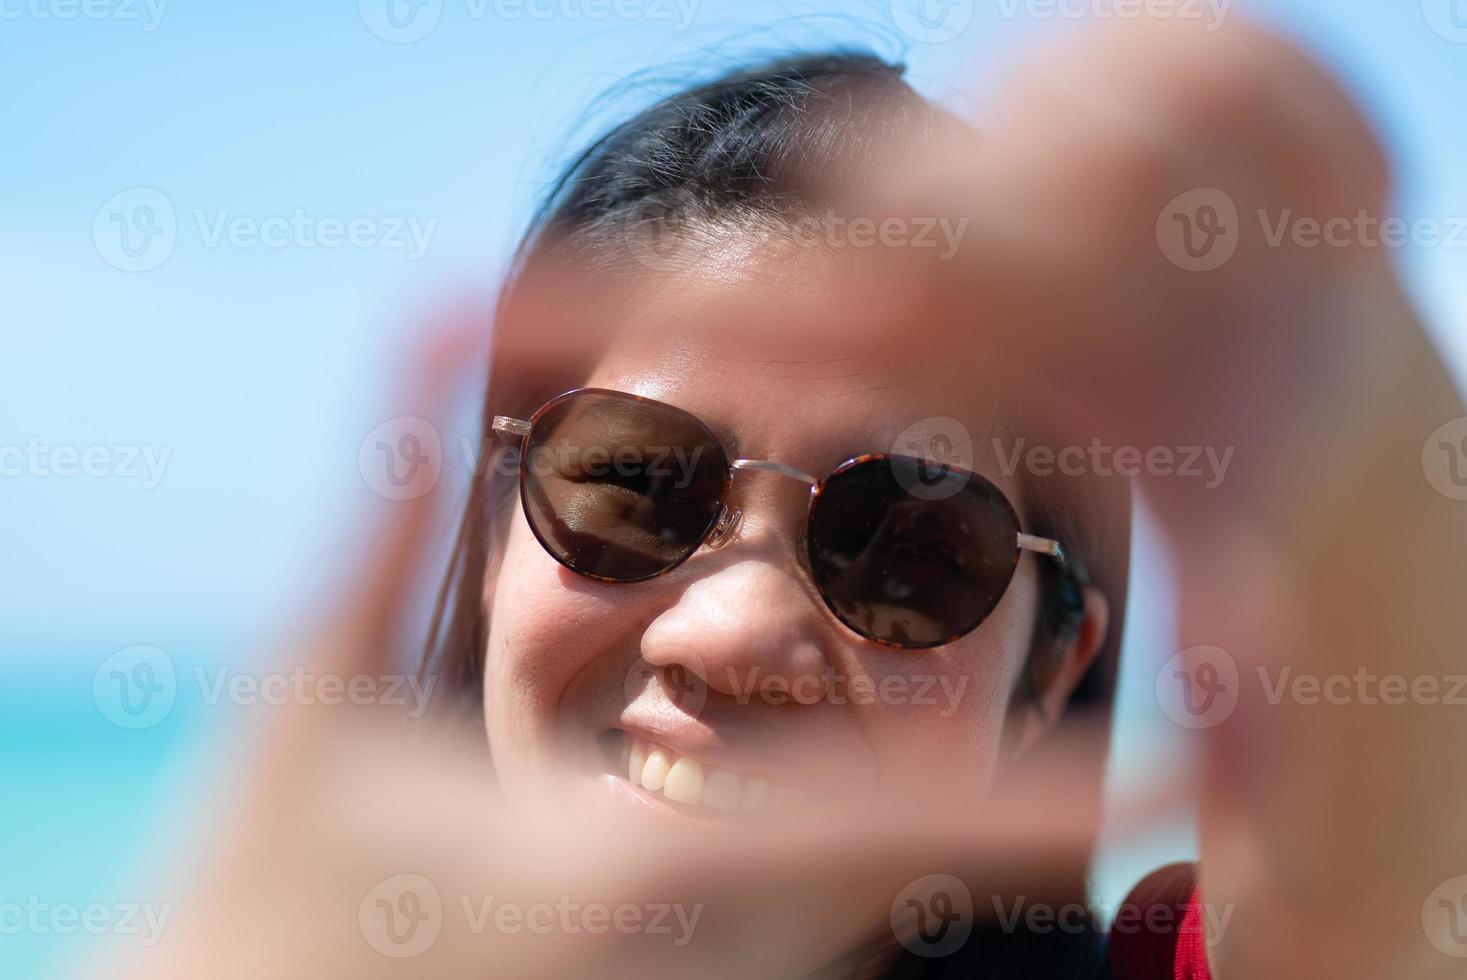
left=577, top=244, right=1008, bottom=450
left=594, top=244, right=968, bottom=387
left=585, top=328, right=1011, bottom=481
left=590, top=341, right=986, bottom=420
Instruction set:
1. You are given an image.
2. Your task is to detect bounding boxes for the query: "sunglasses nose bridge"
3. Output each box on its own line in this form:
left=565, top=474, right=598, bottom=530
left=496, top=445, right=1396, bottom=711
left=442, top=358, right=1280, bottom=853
left=709, top=458, right=821, bottom=552
left=729, top=458, right=820, bottom=488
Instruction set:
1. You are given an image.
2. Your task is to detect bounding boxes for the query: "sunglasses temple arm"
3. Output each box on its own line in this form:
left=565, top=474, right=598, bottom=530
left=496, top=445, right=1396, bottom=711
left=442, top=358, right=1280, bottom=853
left=493, top=416, right=533, bottom=438
left=1017, top=532, right=1068, bottom=567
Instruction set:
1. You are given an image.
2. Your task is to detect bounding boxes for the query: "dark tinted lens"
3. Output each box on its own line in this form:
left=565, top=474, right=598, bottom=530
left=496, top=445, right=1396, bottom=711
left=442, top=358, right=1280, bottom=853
left=520, top=391, right=729, bottom=581
left=807, top=457, right=1021, bottom=648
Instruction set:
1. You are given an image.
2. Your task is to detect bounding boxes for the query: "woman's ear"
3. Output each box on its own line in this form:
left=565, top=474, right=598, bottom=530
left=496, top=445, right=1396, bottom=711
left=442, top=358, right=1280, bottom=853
left=1012, top=585, right=1109, bottom=756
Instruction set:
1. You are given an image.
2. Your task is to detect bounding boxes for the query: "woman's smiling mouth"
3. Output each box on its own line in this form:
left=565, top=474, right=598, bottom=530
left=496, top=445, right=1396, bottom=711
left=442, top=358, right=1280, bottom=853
left=603, top=729, right=795, bottom=816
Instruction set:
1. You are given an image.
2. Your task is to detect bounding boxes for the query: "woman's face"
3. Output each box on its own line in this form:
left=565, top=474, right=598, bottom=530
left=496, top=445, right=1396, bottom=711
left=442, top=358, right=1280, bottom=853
left=481, top=243, right=1078, bottom=825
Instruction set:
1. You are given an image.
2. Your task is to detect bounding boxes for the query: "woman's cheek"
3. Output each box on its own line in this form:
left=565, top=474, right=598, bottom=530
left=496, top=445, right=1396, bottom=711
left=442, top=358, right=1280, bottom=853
left=846, top=651, right=1010, bottom=801
left=852, top=569, right=1036, bottom=799
left=482, top=515, right=645, bottom=780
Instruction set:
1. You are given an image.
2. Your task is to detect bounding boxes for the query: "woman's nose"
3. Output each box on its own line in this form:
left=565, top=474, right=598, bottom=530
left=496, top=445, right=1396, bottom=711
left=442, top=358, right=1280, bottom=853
left=639, top=555, right=833, bottom=704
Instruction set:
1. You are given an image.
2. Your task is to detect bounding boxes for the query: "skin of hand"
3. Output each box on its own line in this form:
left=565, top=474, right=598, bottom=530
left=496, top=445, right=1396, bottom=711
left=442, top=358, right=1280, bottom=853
left=896, top=16, right=1467, bottom=980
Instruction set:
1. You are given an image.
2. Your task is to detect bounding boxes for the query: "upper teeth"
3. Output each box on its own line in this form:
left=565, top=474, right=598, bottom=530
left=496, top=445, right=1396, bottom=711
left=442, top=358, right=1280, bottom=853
left=627, top=736, right=774, bottom=814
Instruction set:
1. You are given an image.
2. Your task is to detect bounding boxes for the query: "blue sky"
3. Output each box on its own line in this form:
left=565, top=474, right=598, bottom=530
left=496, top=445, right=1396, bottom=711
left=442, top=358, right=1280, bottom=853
left=2, top=1, right=1465, bottom=974
left=4, top=0, right=1465, bottom=652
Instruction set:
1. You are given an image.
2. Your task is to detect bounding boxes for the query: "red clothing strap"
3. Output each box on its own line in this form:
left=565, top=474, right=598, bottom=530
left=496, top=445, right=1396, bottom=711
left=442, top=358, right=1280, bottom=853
left=1174, top=882, right=1210, bottom=980
left=1107, top=863, right=1213, bottom=980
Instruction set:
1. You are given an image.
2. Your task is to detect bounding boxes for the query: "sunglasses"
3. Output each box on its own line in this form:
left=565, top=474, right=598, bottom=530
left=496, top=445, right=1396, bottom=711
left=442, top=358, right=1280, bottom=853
left=493, top=388, right=1072, bottom=650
